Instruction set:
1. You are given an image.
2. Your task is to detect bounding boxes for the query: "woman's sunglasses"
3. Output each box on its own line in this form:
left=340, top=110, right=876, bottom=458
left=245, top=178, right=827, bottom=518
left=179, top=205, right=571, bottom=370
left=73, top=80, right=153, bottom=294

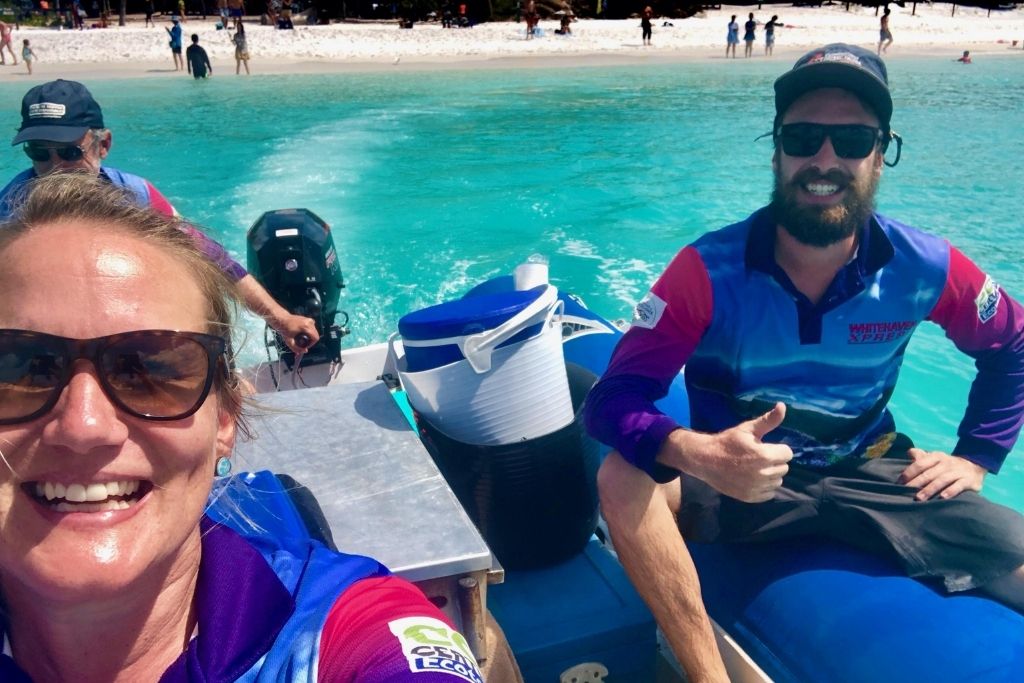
left=776, top=123, right=886, bottom=160
left=0, top=329, right=228, bottom=425
left=22, top=143, right=89, bottom=163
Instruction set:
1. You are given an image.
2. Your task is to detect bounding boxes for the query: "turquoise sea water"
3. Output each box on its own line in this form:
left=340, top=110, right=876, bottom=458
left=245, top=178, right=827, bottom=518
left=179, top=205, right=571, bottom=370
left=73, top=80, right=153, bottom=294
left=2, top=57, right=1022, bottom=511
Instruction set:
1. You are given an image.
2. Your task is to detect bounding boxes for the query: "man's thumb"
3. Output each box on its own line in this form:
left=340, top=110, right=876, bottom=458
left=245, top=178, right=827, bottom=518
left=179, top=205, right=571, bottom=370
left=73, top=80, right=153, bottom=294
left=749, top=402, right=786, bottom=439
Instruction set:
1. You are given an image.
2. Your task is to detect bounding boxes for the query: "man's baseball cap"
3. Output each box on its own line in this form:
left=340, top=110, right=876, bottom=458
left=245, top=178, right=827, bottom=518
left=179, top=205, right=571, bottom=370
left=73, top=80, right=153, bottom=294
left=774, top=44, right=892, bottom=131
left=12, top=79, right=105, bottom=146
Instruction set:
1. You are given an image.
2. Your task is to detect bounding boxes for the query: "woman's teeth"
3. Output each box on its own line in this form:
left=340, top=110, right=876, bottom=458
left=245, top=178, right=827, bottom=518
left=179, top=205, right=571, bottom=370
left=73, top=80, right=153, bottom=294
left=32, top=480, right=142, bottom=512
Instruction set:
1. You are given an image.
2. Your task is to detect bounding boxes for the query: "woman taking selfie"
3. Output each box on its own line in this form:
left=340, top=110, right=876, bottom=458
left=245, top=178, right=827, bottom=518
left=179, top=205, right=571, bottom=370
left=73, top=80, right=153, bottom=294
left=0, top=174, right=489, bottom=682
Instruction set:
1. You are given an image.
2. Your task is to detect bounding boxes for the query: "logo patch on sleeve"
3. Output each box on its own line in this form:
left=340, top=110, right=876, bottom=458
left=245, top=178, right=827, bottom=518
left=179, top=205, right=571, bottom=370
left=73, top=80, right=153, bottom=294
left=388, top=616, right=483, bottom=683
left=975, top=276, right=1001, bottom=324
left=631, top=291, right=667, bottom=330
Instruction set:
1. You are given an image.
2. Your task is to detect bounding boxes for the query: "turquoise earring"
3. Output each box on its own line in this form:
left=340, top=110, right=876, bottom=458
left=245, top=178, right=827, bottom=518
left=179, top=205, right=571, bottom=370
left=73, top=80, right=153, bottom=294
left=215, top=456, right=232, bottom=477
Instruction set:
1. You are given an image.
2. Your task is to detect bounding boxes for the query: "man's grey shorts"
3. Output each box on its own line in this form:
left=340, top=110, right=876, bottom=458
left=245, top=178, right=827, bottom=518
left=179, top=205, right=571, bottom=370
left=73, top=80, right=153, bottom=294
left=678, top=435, right=1024, bottom=592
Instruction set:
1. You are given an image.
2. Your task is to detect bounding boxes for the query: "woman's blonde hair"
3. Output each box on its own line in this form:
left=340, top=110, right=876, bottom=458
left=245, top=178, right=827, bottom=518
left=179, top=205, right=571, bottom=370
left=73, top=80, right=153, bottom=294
left=0, top=172, right=251, bottom=436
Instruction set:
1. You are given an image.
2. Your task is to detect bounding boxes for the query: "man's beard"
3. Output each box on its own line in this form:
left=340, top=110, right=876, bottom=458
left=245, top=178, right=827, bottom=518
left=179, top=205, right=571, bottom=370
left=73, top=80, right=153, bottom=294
left=770, top=164, right=879, bottom=247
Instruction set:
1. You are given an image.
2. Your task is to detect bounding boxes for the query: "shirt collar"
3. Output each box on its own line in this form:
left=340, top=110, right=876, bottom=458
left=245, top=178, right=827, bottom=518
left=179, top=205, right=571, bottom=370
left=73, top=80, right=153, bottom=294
left=160, top=517, right=296, bottom=682
left=745, top=205, right=894, bottom=277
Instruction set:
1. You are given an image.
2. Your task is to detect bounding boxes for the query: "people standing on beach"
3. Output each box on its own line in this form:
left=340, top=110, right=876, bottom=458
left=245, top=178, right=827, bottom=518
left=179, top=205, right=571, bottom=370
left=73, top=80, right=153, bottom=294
left=1, top=79, right=321, bottom=355
left=280, top=0, right=294, bottom=28
left=726, top=15, right=739, bottom=58
left=178, top=0, right=186, bottom=20
left=166, top=17, right=184, bottom=71
left=956, top=49, right=971, bottom=63
left=765, top=14, right=780, bottom=56
left=233, top=22, right=250, bottom=74
left=743, top=12, right=756, bottom=58
left=879, top=7, right=893, bottom=55
left=524, top=0, right=538, bottom=39
left=555, top=13, right=571, bottom=35
left=186, top=34, right=212, bottom=79
left=21, top=38, right=34, bottom=74
left=145, top=0, right=155, bottom=27
left=0, top=20, right=17, bottom=66
left=227, top=0, right=244, bottom=31
left=587, top=43, right=1024, bottom=683
left=641, top=6, right=653, bottom=46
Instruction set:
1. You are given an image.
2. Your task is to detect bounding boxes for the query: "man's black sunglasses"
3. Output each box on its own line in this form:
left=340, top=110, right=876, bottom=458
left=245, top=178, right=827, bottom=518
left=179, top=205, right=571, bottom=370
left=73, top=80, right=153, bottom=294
left=776, top=123, right=886, bottom=160
left=23, top=143, right=89, bottom=163
left=0, top=329, right=228, bottom=425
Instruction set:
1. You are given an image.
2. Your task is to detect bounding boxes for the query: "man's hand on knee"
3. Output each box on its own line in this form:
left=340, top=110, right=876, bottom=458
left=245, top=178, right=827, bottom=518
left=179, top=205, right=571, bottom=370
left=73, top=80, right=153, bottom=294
left=899, top=448, right=987, bottom=501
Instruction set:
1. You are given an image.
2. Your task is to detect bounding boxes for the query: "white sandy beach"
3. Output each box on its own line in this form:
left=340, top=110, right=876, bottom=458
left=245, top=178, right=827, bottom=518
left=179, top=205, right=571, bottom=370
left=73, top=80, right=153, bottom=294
left=0, top=3, right=1022, bottom=79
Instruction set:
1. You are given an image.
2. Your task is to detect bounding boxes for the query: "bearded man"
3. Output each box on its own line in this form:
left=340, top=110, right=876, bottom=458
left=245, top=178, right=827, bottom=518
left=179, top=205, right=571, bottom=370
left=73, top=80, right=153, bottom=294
left=584, top=44, right=1024, bottom=682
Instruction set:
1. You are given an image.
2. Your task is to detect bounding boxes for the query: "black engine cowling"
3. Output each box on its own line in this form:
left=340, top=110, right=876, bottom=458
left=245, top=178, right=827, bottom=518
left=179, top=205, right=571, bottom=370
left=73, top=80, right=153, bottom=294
left=246, top=208, right=348, bottom=367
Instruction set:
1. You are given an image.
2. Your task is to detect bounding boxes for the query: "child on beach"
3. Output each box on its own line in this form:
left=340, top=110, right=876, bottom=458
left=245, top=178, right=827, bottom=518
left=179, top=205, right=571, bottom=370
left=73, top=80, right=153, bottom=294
left=21, top=38, right=34, bottom=74
left=641, top=6, right=653, bottom=46
left=233, top=23, right=250, bottom=74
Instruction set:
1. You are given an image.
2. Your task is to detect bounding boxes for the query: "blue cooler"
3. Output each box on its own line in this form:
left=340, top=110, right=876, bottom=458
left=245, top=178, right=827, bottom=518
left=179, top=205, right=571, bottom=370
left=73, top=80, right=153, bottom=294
left=396, top=284, right=574, bottom=446
left=399, top=288, right=548, bottom=372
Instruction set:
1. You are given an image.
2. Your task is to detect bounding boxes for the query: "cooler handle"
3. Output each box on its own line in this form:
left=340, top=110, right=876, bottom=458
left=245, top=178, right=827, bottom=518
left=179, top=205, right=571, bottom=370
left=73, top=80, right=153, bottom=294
left=460, top=285, right=558, bottom=374
left=385, top=331, right=404, bottom=380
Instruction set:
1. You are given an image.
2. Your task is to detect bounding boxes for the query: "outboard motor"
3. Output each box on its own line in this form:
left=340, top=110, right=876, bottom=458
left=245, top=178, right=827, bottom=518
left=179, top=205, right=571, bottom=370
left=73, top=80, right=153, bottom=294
left=246, top=208, right=349, bottom=369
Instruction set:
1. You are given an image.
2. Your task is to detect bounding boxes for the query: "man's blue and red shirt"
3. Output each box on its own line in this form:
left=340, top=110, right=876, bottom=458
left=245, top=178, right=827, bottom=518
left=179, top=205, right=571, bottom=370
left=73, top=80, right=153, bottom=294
left=585, top=207, right=1024, bottom=480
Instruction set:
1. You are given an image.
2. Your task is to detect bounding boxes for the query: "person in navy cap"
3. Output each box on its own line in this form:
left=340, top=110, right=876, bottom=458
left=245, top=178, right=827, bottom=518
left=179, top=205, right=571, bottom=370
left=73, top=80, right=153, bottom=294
left=587, top=44, right=1024, bottom=682
left=166, top=15, right=184, bottom=70
left=0, top=79, right=319, bottom=356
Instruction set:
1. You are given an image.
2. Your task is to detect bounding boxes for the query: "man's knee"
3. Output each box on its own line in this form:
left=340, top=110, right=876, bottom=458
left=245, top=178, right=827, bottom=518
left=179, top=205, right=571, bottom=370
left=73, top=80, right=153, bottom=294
left=597, top=451, right=681, bottom=518
left=598, top=451, right=647, bottom=508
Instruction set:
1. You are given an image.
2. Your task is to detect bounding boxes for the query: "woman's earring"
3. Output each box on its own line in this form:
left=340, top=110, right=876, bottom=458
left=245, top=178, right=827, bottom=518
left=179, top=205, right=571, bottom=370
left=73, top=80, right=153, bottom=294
left=215, top=456, right=232, bottom=477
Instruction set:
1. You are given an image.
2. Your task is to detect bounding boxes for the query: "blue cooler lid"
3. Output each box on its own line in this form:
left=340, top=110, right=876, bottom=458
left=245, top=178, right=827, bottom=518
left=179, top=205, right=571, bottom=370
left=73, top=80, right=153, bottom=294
left=462, top=275, right=515, bottom=299
left=399, top=287, right=545, bottom=341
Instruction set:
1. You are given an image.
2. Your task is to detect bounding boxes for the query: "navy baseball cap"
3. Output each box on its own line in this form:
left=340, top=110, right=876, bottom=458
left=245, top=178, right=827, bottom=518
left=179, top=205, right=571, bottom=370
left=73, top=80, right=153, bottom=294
left=12, top=79, right=105, bottom=146
left=774, top=44, right=892, bottom=131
